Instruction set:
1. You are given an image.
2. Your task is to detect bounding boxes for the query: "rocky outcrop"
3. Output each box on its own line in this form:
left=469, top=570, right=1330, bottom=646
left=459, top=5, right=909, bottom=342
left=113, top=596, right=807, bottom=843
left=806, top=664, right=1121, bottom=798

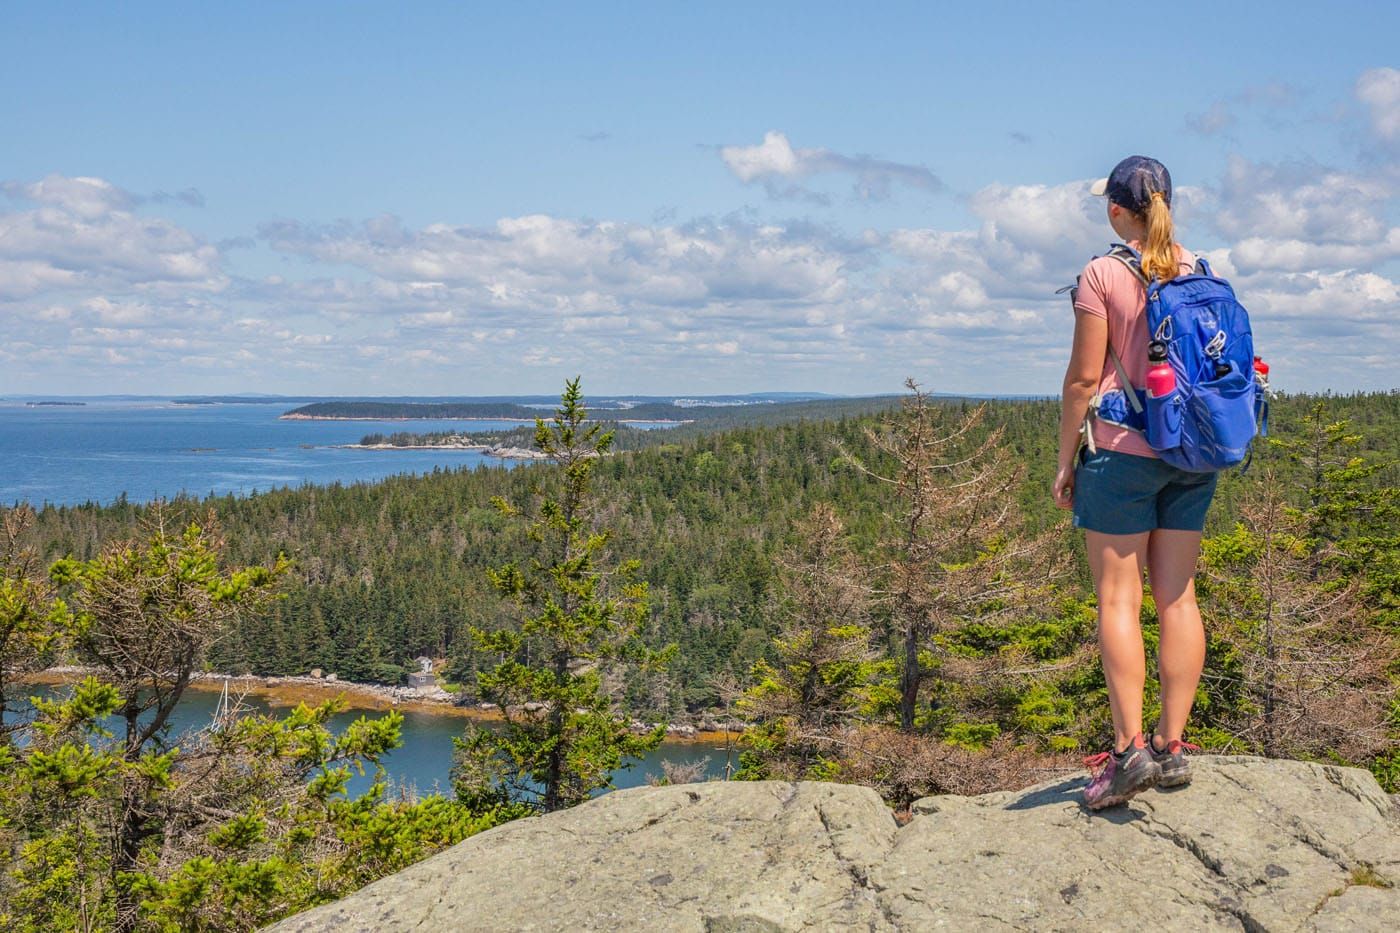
left=269, top=756, right=1400, bottom=931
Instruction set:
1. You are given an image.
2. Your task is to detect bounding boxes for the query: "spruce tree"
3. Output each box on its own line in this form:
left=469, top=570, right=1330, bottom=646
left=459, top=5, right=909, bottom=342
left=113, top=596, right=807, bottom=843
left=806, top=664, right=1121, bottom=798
left=735, top=503, right=878, bottom=780
left=452, top=378, right=673, bottom=813
left=1273, top=401, right=1400, bottom=626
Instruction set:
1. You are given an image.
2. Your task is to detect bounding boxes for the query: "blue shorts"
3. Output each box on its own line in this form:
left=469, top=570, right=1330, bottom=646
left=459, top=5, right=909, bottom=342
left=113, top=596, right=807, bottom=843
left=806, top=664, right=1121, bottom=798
left=1072, top=447, right=1218, bottom=535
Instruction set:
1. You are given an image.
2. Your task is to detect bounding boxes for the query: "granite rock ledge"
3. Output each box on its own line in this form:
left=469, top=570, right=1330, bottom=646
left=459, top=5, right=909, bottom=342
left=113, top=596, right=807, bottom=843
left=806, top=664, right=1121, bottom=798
left=268, top=756, right=1400, bottom=932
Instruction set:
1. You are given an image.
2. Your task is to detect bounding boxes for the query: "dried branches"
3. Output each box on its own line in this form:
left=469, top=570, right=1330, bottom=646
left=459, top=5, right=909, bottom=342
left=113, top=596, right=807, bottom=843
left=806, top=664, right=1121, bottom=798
left=1200, top=470, right=1397, bottom=762
left=844, top=380, right=1067, bottom=732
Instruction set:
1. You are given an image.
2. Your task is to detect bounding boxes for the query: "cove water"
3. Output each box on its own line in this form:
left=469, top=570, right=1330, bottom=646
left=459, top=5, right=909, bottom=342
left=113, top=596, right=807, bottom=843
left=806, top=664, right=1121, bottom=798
left=24, top=686, right=733, bottom=797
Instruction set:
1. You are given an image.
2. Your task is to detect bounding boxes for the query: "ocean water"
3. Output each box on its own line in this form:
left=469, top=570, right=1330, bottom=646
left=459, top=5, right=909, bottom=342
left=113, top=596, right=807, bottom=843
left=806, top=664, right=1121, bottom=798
left=3, top=399, right=714, bottom=795
left=23, top=685, right=732, bottom=797
left=0, top=400, right=670, bottom=508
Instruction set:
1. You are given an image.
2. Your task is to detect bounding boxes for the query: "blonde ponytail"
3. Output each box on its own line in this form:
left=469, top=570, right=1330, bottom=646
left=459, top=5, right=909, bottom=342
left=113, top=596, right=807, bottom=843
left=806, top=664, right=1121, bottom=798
left=1141, top=191, right=1177, bottom=283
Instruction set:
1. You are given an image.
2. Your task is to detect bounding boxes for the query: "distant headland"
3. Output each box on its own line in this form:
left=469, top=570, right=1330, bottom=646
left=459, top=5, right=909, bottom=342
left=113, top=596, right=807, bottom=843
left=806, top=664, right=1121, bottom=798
left=282, top=400, right=696, bottom=422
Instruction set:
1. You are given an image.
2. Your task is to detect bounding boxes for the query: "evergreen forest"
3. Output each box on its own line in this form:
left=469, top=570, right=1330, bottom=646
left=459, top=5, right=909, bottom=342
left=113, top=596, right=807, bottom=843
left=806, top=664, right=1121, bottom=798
left=3, top=386, right=1398, bottom=930
left=15, top=390, right=1400, bottom=737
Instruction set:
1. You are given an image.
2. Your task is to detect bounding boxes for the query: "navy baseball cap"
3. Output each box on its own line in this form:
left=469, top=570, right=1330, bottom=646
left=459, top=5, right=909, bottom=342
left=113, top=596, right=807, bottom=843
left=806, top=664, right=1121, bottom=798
left=1089, top=156, right=1172, bottom=213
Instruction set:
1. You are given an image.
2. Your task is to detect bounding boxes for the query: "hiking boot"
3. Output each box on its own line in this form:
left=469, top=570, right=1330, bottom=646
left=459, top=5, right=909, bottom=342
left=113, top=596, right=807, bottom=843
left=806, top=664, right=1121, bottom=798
left=1149, top=736, right=1201, bottom=788
left=1082, top=733, right=1161, bottom=810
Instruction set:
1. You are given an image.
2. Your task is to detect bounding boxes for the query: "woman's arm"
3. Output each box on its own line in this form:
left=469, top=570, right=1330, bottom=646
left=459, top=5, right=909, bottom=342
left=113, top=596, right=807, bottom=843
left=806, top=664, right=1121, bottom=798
left=1052, top=309, right=1108, bottom=509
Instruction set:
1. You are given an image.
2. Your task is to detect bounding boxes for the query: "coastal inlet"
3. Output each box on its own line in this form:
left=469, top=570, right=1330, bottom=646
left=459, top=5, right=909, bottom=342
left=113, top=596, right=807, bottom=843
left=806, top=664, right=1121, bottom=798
left=23, top=672, right=738, bottom=799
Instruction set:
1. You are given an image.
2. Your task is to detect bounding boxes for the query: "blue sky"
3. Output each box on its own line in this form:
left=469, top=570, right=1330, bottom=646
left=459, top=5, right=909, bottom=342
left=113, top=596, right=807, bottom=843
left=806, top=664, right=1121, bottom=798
left=2, top=1, right=1397, bottom=395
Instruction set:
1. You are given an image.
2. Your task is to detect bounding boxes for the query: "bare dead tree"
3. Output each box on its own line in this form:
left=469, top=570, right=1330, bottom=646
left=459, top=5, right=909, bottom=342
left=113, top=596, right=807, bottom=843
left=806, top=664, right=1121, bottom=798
left=1201, top=470, right=1396, bottom=762
left=707, top=671, right=745, bottom=781
left=844, top=380, right=1064, bottom=733
left=647, top=756, right=712, bottom=786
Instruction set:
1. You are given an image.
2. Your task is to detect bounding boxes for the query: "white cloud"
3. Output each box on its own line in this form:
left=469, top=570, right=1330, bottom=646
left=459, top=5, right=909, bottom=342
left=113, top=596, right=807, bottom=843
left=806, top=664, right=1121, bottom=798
left=719, top=131, right=941, bottom=201
left=1210, top=156, right=1390, bottom=244
left=262, top=213, right=858, bottom=314
left=1199, top=153, right=1400, bottom=310
left=0, top=175, right=349, bottom=391
left=0, top=174, right=225, bottom=300
left=1357, top=67, right=1400, bottom=144
left=721, top=131, right=801, bottom=182
left=1228, top=230, right=1400, bottom=275
left=2, top=174, right=134, bottom=219
left=244, top=167, right=1396, bottom=393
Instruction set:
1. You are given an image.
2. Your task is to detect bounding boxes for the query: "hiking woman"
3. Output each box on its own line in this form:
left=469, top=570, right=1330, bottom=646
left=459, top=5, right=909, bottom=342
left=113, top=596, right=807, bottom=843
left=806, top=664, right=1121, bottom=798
left=1052, top=156, right=1210, bottom=809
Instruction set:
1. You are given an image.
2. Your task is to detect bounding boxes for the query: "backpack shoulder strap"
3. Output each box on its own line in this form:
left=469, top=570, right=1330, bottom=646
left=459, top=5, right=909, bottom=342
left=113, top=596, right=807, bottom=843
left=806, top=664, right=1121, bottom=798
left=1094, top=244, right=1145, bottom=413
left=1106, top=345, right=1142, bottom=414
left=1104, top=243, right=1148, bottom=286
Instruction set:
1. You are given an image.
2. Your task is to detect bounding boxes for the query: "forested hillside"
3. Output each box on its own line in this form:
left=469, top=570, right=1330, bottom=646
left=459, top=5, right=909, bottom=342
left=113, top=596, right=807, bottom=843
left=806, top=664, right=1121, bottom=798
left=25, top=391, right=1399, bottom=719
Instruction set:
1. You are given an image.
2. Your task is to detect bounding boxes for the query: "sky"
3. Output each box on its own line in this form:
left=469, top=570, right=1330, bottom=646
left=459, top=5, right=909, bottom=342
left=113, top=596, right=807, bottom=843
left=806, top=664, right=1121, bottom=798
left=2, top=1, right=1398, bottom=397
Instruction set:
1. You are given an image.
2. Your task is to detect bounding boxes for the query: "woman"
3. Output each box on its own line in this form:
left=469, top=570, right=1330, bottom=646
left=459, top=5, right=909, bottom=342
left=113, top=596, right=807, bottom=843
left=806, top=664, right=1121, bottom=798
left=1053, top=155, right=1211, bottom=809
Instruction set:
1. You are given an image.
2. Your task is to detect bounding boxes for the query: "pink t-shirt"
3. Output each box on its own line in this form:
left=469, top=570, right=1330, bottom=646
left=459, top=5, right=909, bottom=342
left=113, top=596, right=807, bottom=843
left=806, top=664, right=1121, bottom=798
left=1073, top=242, right=1198, bottom=458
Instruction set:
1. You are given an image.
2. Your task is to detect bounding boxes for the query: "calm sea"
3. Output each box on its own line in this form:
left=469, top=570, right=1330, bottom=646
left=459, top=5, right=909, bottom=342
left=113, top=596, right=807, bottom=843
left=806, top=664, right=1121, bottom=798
left=0, top=399, right=670, bottom=508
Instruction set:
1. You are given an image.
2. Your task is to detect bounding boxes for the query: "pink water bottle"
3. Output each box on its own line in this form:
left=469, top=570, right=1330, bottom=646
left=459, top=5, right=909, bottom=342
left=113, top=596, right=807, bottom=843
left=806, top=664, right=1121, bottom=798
left=1146, top=341, right=1175, bottom=398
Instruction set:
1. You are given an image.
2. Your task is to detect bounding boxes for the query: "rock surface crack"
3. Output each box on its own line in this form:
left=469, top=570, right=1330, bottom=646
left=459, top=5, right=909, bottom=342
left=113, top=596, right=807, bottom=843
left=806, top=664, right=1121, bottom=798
left=1322, top=765, right=1393, bottom=820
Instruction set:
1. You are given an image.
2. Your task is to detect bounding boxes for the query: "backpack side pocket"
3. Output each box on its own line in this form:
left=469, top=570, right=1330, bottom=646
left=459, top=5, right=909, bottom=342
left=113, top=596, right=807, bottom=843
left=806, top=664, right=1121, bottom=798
left=1145, top=388, right=1184, bottom=453
left=1192, top=363, right=1256, bottom=462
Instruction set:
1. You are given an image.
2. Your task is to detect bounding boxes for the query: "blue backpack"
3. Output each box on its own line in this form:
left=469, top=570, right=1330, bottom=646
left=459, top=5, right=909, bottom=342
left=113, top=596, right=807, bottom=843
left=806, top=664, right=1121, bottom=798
left=1073, top=244, right=1267, bottom=472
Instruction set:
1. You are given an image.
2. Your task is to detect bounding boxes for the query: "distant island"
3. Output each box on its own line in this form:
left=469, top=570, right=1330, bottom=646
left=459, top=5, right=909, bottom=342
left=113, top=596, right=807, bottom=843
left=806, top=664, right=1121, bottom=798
left=282, top=401, right=693, bottom=422
left=174, top=396, right=297, bottom=405
left=25, top=400, right=86, bottom=407
left=346, top=426, right=642, bottom=459
left=352, top=431, right=497, bottom=449
left=283, top=396, right=923, bottom=439
left=348, top=438, right=549, bottom=460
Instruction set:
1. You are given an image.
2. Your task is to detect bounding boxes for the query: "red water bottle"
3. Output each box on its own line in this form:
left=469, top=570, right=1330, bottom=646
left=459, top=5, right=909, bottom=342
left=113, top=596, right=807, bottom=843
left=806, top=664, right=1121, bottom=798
left=1253, top=356, right=1270, bottom=392
left=1146, top=341, right=1175, bottom=398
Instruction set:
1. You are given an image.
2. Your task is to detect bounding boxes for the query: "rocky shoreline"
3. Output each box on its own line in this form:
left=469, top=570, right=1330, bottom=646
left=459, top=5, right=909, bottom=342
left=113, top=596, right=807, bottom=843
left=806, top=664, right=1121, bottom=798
left=338, top=442, right=550, bottom=460
left=24, top=667, right=744, bottom=743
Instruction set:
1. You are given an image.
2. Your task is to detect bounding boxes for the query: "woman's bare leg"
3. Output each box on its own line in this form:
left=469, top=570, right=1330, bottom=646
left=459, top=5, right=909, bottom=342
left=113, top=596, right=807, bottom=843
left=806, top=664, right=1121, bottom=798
left=1147, top=529, right=1206, bottom=746
left=1086, top=530, right=1151, bottom=752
